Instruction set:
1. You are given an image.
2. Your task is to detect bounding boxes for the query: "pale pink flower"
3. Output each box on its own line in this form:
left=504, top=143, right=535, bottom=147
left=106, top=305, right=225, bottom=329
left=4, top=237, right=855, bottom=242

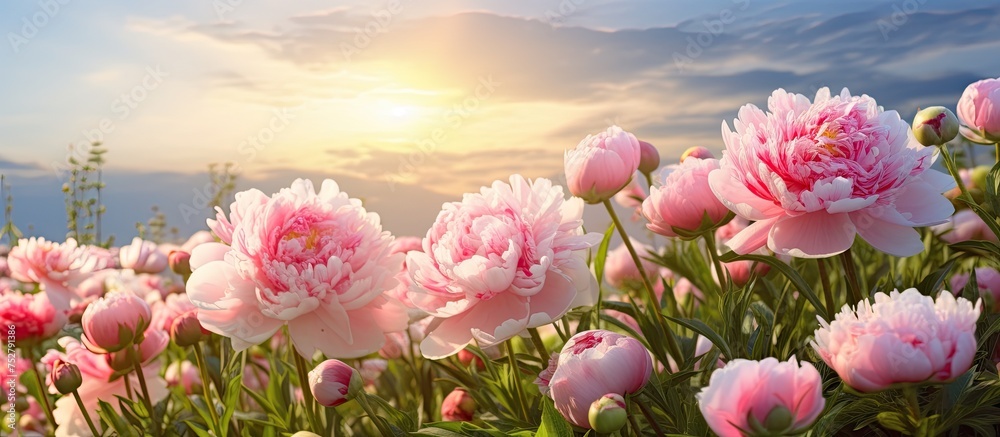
left=408, top=175, right=601, bottom=358
left=188, top=179, right=408, bottom=358
left=951, top=267, right=1000, bottom=308
left=710, top=88, right=954, bottom=258
left=181, top=230, right=216, bottom=253
left=387, top=236, right=423, bottom=310
left=548, top=330, right=653, bottom=428
left=0, top=290, right=66, bottom=342
left=119, top=237, right=169, bottom=274
left=42, top=337, right=167, bottom=437
left=7, top=238, right=111, bottom=310
left=534, top=352, right=560, bottom=397
left=812, top=289, right=981, bottom=392
left=697, top=357, right=824, bottom=437
left=165, top=360, right=202, bottom=394
left=359, top=358, right=388, bottom=386
left=957, top=77, right=1000, bottom=143
left=604, top=239, right=658, bottom=289
left=934, top=209, right=999, bottom=244
left=378, top=331, right=408, bottom=359
left=680, top=146, right=715, bottom=162
left=643, top=158, right=730, bottom=237
left=565, top=126, right=642, bottom=204
left=612, top=176, right=647, bottom=212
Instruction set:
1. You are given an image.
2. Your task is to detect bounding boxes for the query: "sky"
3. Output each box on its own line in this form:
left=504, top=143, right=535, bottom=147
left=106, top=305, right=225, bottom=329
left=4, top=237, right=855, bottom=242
left=0, top=0, right=998, bottom=243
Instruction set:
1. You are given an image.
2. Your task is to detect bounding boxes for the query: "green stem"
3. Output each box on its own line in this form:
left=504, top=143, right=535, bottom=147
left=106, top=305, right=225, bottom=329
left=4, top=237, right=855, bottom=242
left=817, top=258, right=836, bottom=320
left=505, top=339, right=531, bottom=422
left=641, top=171, right=654, bottom=189
left=602, top=200, right=683, bottom=362
left=938, top=145, right=973, bottom=202
left=355, top=393, right=394, bottom=435
left=528, top=328, right=551, bottom=365
left=904, top=386, right=923, bottom=431
left=995, top=142, right=999, bottom=164
left=23, top=348, right=57, bottom=428
left=633, top=396, right=665, bottom=437
left=703, top=231, right=728, bottom=292
left=192, top=345, right=221, bottom=433
left=72, top=390, right=101, bottom=437
left=626, top=406, right=642, bottom=437
left=129, top=346, right=162, bottom=437
left=839, top=249, right=864, bottom=304
left=293, top=351, right=323, bottom=432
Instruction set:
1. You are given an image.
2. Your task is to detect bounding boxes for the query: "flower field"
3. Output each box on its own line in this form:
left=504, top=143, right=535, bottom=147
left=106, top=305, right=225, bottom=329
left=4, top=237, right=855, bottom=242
left=3, top=80, right=1000, bottom=437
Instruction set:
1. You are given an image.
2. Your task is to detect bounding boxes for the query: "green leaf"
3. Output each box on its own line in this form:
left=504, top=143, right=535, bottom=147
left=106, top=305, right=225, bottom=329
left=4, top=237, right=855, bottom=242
left=593, top=223, right=615, bottom=287
left=916, top=257, right=960, bottom=295
left=721, top=251, right=828, bottom=320
left=663, top=316, right=734, bottom=361
left=97, top=399, right=136, bottom=435
left=984, top=160, right=1000, bottom=216
left=876, top=411, right=911, bottom=433
left=537, top=398, right=575, bottom=437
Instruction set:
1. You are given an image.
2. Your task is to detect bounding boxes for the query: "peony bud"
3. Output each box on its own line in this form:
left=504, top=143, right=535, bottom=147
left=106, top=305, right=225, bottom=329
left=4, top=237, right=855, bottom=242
left=957, top=77, right=1000, bottom=144
left=637, top=140, right=661, bottom=175
left=170, top=310, right=205, bottom=347
left=81, top=291, right=151, bottom=353
left=309, top=359, right=363, bottom=407
left=50, top=359, right=82, bottom=395
left=680, top=146, right=715, bottom=162
left=912, top=106, right=959, bottom=146
left=457, top=349, right=485, bottom=370
left=168, top=250, right=192, bottom=277
left=565, top=126, right=642, bottom=204
left=588, top=393, right=627, bottom=433
left=441, top=388, right=476, bottom=421
left=642, top=157, right=731, bottom=238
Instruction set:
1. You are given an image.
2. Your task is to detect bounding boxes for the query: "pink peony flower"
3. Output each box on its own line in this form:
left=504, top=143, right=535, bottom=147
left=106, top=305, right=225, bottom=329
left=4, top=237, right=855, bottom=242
left=643, top=158, right=730, bottom=237
left=358, top=358, right=388, bottom=386
left=534, top=352, right=560, bottom=397
left=548, top=330, right=653, bottom=428
left=119, top=237, right=169, bottom=274
left=612, top=176, right=647, bottom=212
left=81, top=290, right=152, bottom=353
left=680, top=146, right=715, bottom=162
left=308, top=359, right=360, bottom=407
left=42, top=337, right=167, bottom=437
left=188, top=179, right=409, bottom=358
left=7, top=238, right=111, bottom=310
left=710, top=88, right=954, bottom=258
left=0, top=290, right=66, bottom=343
left=165, top=360, right=202, bottom=394
left=933, top=209, right=998, bottom=244
left=565, top=126, right=642, bottom=204
left=441, top=388, right=476, bottom=421
left=951, top=267, right=1000, bottom=308
left=957, top=77, right=1000, bottom=143
left=386, top=236, right=423, bottom=310
left=697, top=357, right=824, bottom=437
left=604, top=239, right=658, bottom=289
left=408, top=175, right=601, bottom=359
left=812, top=288, right=981, bottom=392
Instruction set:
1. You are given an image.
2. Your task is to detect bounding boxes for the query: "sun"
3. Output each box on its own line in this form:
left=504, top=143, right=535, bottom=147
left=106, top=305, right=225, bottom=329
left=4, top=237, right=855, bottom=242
left=390, top=105, right=412, bottom=118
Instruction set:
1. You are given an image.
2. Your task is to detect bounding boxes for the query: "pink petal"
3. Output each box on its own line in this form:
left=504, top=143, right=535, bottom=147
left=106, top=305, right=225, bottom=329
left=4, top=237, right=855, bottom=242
left=725, top=216, right=781, bottom=254
left=767, top=213, right=855, bottom=258
left=189, top=242, right=231, bottom=270
left=851, top=212, right=925, bottom=257
left=708, top=168, right=783, bottom=220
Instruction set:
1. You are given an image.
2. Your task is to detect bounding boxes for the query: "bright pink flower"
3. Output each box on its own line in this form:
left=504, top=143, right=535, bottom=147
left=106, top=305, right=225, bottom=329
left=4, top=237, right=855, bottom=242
left=957, top=77, right=1000, bottom=143
left=188, top=179, right=408, bottom=358
left=812, top=289, right=981, bottom=392
left=934, top=209, right=998, bottom=244
left=548, top=330, right=653, bottom=428
left=80, top=290, right=152, bottom=353
left=710, top=88, right=954, bottom=258
left=951, top=267, right=1000, bottom=308
left=119, top=237, right=169, bottom=274
left=165, top=360, right=202, bottom=394
left=604, top=239, right=658, bottom=289
left=565, top=126, right=642, bottom=204
left=643, top=158, right=730, bottom=237
left=0, top=290, right=66, bottom=342
left=441, top=388, right=476, bottom=421
left=7, top=238, right=111, bottom=310
left=308, top=359, right=359, bottom=407
left=42, top=337, right=167, bottom=437
left=408, top=175, right=601, bottom=359
left=698, top=357, right=824, bottom=437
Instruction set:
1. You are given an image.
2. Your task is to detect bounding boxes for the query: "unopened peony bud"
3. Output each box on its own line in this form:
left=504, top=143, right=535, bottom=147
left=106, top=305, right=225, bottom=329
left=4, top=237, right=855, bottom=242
left=169, top=250, right=192, bottom=277
left=565, top=126, right=642, bottom=204
left=441, top=388, right=476, bottom=421
left=588, top=393, right=627, bottom=433
left=638, top=140, right=661, bottom=174
left=912, top=106, right=959, bottom=146
left=81, top=291, right=151, bottom=353
left=171, top=310, right=205, bottom=347
left=457, top=349, right=485, bottom=370
left=50, top=359, right=82, bottom=395
left=309, top=359, right=363, bottom=407
left=747, top=405, right=795, bottom=436
left=680, top=146, right=715, bottom=162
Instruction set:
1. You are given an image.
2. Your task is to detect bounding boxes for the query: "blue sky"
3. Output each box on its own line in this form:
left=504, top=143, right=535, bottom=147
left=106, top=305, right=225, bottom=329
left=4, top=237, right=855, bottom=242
left=0, top=0, right=998, bottom=242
